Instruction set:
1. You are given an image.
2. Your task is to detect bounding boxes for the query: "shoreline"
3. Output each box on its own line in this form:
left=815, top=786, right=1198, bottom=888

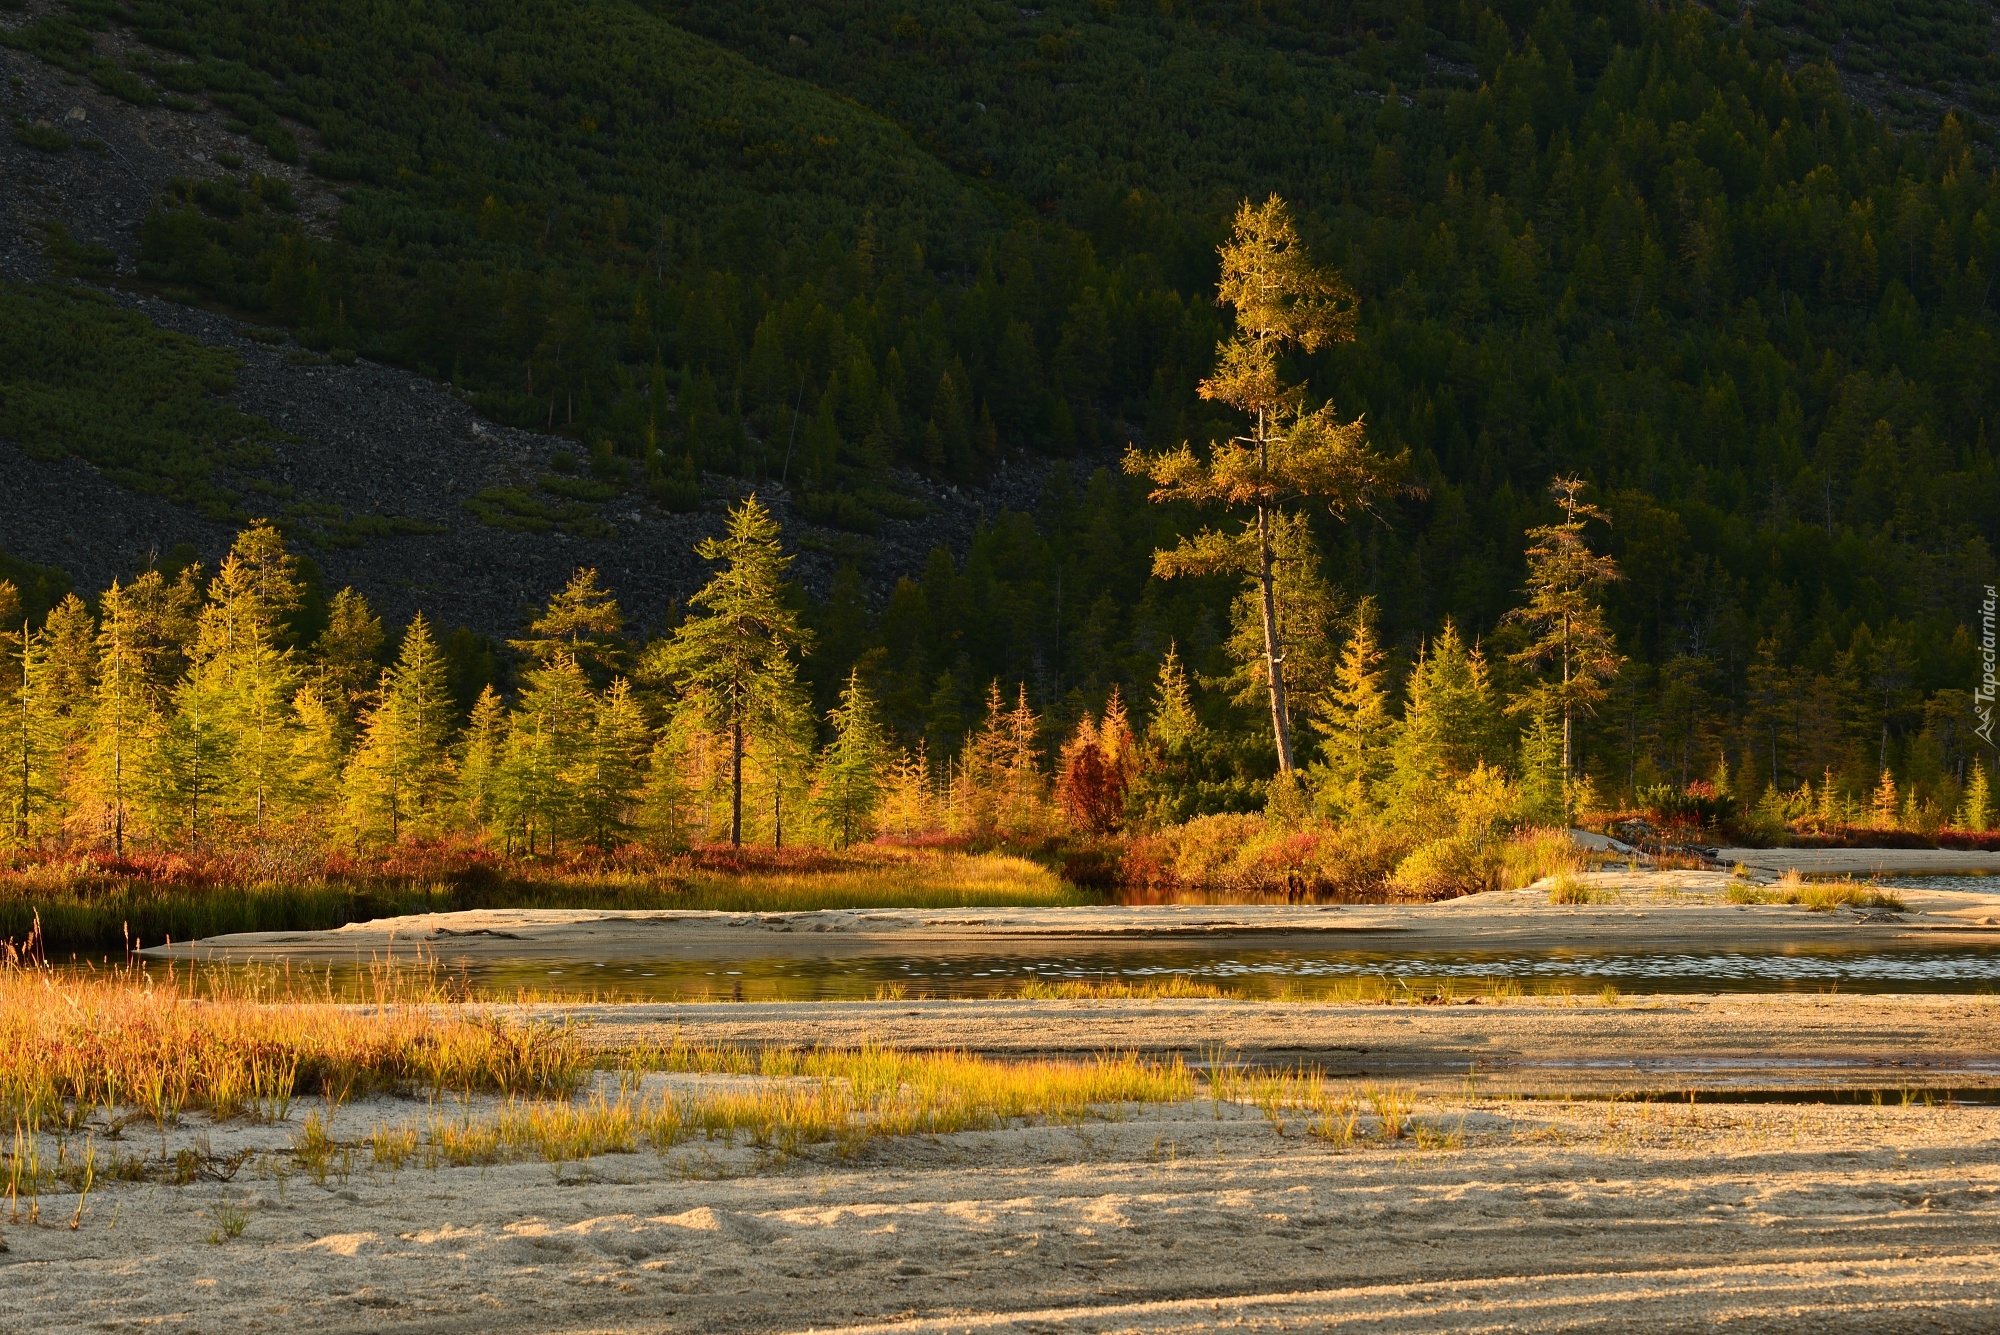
left=139, top=870, right=2000, bottom=966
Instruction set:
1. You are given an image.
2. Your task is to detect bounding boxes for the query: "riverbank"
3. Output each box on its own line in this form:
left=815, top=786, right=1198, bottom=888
left=2, top=1014, right=1995, bottom=1333
left=143, top=869, right=2000, bottom=969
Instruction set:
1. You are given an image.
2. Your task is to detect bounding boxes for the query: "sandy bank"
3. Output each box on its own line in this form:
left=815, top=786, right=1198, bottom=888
left=140, top=870, right=2000, bottom=967
left=1719, top=846, right=2000, bottom=877
left=5, top=1080, right=1996, bottom=1333
left=530, top=992, right=2000, bottom=1095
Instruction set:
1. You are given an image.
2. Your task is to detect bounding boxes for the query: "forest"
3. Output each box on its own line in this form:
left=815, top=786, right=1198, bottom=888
left=6, top=0, right=2000, bottom=858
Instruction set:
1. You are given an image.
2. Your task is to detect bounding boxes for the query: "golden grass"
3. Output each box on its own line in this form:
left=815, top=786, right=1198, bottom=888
left=1547, top=873, right=1611, bottom=905
left=0, top=959, right=588, bottom=1130
left=1726, top=874, right=1905, bottom=913
left=1015, top=975, right=1231, bottom=1000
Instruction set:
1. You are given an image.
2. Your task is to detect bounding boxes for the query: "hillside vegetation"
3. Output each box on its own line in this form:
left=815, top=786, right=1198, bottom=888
left=3, top=0, right=1999, bottom=829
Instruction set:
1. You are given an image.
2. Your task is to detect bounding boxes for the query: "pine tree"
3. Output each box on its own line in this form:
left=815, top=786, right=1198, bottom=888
left=1870, top=769, right=1900, bottom=830
left=454, top=685, right=507, bottom=835
left=312, top=588, right=385, bottom=721
left=643, top=497, right=811, bottom=846
left=291, top=682, right=351, bottom=811
left=1503, top=476, right=1623, bottom=796
left=3, top=626, right=65, bottom=848
left=220, top=621, right=301, bottom=831
left=746, top=653, right=814, bottom=848
left=810, top=668, right=889, bottom=847
left=343, top=613, right=455, bottom=844
left=877, top=742, right=937, bottom=839
left=636, top=727, right=698, bottom=852
left=1387, top=621, right=1502, bottom=805
left=1125, top=196, right=1401, bottom=773
left=1306, top=600, right=1393, bottom=819
left=511, top=568, right=626, bottom=682
left=574, top=677, right=650, bottom=849
left=1960, top=760, right=1991, bottom=833
left=77, top=580, right=158, bottom=854
left=149, top=658, right=230, bottom=848
left=495, top=652, right=593, bottom=853
left=1517, top=695, right=1566, bottom=826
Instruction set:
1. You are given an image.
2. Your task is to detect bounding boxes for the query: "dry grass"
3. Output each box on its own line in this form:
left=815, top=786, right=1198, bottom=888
left=1546, top=874, right=1612, bottom=905
left=1726, top=873, right=1905, bottom=913
left=1, top=844, right=1086, bottom=951
left=1015, top=976, right=1231, bottom=1001
left=0, top=955, right=588, bottom=1131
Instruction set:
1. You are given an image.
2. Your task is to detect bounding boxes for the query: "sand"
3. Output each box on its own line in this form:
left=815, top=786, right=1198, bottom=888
left=141, top=870, right=2000, bottom=969
left=28, top=875, right=1994, bottom=1329
left=534, top=993, right=2000, bottom=1094
left=3, top=1059, right=1997, bottom=1333
left=6, top=991, right=2000, bottom=1332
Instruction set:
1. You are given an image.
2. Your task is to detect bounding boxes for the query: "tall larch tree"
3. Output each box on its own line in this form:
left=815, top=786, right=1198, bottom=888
left=574, top=676, right=650, bottom=849
left=1125, top=195, right=1401, bottom=775
left=644, top=497, right=810, bottom=846
left=1502, top=477, right=1623, bottom=797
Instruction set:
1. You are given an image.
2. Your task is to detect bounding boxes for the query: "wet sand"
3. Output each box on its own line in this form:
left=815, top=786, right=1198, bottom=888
left=533, top=992, right=2000, bottom=1095
left=140, top=871, right=2000, bottom=969
left=33, top=872, right=1988, bottom=1330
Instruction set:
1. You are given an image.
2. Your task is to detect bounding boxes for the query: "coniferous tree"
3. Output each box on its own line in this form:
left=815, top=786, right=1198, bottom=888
left=150, top=658, right=230, bottom=848
left=291, top=682, right=350, bottom=810
left=1503, top=477, right=1623, bottom=801
left=1125, top=196, right=1401, bottom=774
left=455, top=685, right=507, bottom=835
left=746, top=653, right=814, bottom=848
left=4, top=626, right=65, bottom=848
left=643, top=497, right=811, bottom=846
left=574, top=677, right=650, bottom=849
left=1306, top=601, right=1393, bottom=820
left=877, top=741, right=936, bottom=839
left=343, top=613, right=455, bottom=844
left=312, top=588, right=385, bottom=722
left=809, top=668, right=889, bottom=847
left=511, top=568, right=626, bottom=683
left=77, top=581, right=158, bottom=854
left=496, top=652, right=593, bottom=853
left=1387, top=621, right=1502, bottom=807
left=635, top=718, right=701, bottom=852
left=1960, top=761, right=1992, bottom=833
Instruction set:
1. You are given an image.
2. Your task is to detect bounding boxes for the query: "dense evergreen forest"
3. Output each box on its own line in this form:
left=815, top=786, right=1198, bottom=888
left=7, top=0, right=2000, bottom=837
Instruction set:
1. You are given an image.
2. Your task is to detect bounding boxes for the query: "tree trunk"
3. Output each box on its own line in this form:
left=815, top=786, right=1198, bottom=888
left=1256, top=501, right=1294, bottom=773
left=730, top=719, right=744, bottom=847
left=774, top=781, right=783, bottom=849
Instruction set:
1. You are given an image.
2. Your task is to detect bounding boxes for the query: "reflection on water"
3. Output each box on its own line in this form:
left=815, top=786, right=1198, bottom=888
left=317, top=942, right=2000, bottom=1002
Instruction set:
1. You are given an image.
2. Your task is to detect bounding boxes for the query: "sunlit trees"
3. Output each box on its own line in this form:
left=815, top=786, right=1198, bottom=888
left=495, top=652, right=593, bottom=854
left=342, top=614, right=455, bottom=844
left=1055, top=686, right=1136, bottom=835
left=511, top=568, right=626, bottom=683
left=643, top=496, right=811, bottom=846
left=1502, top=476, right=1622, bottom=810
left=1124, top=195, right=1401, bottom=775
left=1305, top=600, right=1392, bottom=820
left=809, top=669, right=889, bottom=847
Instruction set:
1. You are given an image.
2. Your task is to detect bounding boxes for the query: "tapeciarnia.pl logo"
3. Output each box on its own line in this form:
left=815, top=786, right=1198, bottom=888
left=1979, top=584, right=1998, bottom=747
